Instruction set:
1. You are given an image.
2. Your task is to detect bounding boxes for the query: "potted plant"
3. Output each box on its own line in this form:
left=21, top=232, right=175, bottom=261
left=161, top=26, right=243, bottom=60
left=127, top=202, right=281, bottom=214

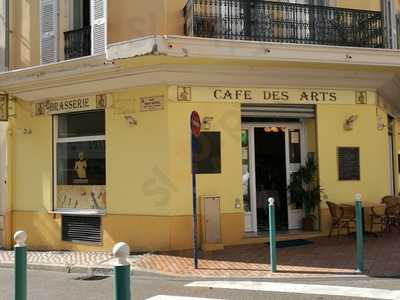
left=288, top=154, right=322, bottom=231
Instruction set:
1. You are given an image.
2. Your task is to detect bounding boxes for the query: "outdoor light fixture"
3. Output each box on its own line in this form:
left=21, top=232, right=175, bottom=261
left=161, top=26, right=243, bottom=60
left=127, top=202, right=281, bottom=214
left=202, top=116, right=213, bottom=130
left=124, top=115, right=137, bottom=126
left=343, top=115, right=358, bottom=131
left=264, top=127, right=284, bottom=133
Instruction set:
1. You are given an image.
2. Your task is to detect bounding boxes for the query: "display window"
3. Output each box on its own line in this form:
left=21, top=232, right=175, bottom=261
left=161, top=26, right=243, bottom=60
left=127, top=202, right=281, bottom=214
left=53, top=111, right=106, bottom=212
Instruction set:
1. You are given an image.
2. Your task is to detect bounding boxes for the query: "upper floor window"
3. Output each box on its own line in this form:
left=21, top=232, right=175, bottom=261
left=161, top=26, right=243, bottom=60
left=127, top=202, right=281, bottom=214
left=40, top=0, right=107, bottom=64
left=64, top=0, right=91, bottom=60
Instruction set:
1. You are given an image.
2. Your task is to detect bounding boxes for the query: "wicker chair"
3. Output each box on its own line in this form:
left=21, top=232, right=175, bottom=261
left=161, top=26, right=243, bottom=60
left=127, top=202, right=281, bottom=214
left=370, top=196, right=400, bottom=233
left=326, top=201, right=355, bottom=238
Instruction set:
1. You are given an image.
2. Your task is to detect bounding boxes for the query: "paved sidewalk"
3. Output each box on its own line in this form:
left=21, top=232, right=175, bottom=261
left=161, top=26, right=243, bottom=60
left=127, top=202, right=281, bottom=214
left=0, top=231, right=399, bottom=278
left=135, top=231, right=400, bottom=278
left=0, top=250, right=144, bottom=273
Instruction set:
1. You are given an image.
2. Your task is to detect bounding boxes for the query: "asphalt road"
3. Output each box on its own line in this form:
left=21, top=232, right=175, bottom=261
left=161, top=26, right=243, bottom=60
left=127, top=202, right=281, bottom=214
left=1, top=268, right=400, bottom=300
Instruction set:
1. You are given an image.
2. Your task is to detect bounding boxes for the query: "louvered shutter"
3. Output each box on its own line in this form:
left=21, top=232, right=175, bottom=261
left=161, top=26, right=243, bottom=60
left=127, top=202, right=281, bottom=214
left=91, top=0, right=106, bottom=55
left=381, top=0, right=397, bottom=48
left=40, top=0, right=58, bottom=64
left=0, top=0, right=6, bottom=72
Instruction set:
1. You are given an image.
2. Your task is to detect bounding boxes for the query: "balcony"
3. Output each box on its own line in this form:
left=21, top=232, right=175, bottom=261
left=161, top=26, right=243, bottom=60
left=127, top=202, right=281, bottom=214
left=64, top=26, right=91, bottom=60
left=184, top=0, right=384, bottom=48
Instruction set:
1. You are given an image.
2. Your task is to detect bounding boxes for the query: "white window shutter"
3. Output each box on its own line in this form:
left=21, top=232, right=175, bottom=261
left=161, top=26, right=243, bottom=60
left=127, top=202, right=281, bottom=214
left=381, top=0, right=397, bottom=48
left=91, top=0, right=107, bottom=55
left=40, top=0, right=58, bottom=64
left=0, top=0, right=6, bottom=72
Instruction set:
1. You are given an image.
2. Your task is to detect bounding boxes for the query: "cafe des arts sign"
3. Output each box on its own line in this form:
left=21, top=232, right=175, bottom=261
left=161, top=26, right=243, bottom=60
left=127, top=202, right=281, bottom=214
left=169, top=86, right=376, bottom=105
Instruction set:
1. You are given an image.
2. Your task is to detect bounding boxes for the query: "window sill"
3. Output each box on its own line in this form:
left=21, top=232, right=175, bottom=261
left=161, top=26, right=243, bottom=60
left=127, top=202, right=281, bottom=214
left=48, top=210, right=106, bottom=216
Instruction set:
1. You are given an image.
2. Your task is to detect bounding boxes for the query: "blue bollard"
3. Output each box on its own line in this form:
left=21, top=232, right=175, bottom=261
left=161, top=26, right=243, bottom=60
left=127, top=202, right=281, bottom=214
left=112, top=242, right=131, bottom=300
left=14, top=231, right=27, bottom=300
left=355, top=193, right=364, bottom=273
left=268, top=197, right=277, bottom=272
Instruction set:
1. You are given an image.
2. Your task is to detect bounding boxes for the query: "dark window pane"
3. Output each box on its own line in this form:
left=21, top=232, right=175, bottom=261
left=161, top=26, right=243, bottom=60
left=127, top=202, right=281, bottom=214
left=58, top=111, right=105, bottom=138
left=57, top=140, right=105, bottom=185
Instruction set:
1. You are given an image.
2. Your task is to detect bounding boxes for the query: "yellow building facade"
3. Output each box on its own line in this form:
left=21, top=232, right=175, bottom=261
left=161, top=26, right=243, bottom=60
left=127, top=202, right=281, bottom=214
left=0, top=0, right=400, bottom=251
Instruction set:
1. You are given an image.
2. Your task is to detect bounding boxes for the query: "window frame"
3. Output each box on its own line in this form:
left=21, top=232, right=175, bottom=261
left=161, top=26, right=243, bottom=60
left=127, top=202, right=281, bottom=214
left=52, top=111, right=106, bottom=215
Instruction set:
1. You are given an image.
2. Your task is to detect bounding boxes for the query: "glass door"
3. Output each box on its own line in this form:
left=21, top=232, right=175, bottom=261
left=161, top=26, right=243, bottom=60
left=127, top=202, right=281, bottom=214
left=242, top=123, right=306, bottom=232
left=242, top=128, right=257, bottom=232
left=286, top=126, right=306, bottom=230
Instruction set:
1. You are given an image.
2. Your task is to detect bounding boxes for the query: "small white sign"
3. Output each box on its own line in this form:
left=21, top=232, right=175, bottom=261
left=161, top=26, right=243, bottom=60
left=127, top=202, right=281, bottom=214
left=140, top=96, right=164, bottom=112
left=290, top=131, right=300, bottom=144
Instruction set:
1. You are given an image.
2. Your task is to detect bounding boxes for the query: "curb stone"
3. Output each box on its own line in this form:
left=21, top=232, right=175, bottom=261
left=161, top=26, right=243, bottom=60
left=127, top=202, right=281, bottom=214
left=0, top=262, right=372, bottom=279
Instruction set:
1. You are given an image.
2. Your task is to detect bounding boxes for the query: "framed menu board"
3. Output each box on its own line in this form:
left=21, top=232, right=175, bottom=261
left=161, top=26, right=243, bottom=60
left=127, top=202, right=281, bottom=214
left=193, top=132, right=221, bottom=174
left=337, top=147, right=360, bottom=181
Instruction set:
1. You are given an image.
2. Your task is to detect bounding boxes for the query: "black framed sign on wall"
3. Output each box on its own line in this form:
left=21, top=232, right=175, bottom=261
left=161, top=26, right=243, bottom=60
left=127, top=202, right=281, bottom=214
left=337, top=147, right=360, bottom=181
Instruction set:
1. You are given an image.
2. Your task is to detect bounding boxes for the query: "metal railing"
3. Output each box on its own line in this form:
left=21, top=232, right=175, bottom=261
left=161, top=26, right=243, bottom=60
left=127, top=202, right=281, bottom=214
left=184, top=0, right=384, bottom=48
left=64, top=26, right=91, bottom=60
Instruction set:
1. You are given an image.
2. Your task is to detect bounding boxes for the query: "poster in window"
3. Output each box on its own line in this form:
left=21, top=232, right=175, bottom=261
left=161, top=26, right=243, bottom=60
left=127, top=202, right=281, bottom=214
left=57, top=140, right=106, bottom=210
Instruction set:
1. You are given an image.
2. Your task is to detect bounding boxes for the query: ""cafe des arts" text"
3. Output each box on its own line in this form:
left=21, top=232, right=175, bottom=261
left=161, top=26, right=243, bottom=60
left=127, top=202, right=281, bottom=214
left=213, top=88, right=337, bottom=102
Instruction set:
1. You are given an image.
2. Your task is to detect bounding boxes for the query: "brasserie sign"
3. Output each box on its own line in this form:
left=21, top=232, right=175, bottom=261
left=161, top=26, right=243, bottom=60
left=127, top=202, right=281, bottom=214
left=170, top=86, right=374, bottom=105
left=33, top=94, right=107, bottom=116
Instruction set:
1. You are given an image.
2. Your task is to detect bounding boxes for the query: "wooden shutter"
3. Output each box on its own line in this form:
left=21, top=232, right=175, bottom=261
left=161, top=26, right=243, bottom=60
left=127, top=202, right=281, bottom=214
left=91, top=0, right=106, bottom=55
left=0, top=0, right=6, bottom=71
left=381, top=0, right=397, bottom=48
left=40, top=0, right=58, bottom=64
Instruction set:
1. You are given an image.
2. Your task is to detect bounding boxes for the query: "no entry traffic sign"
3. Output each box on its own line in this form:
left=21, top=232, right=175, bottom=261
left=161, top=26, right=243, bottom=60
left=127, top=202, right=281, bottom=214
left=191, top=111, right=201, bottom=138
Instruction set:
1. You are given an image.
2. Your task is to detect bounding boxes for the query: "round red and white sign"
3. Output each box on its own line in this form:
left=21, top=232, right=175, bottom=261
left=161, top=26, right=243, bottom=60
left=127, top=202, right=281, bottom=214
left=191, top=111, right=201, bottom=138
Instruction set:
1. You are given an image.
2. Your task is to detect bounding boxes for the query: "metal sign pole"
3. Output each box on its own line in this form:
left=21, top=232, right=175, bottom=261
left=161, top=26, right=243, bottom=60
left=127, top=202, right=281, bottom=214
left=191, top=133, right=199, bottom=269
left=190, top=111, right=200, bottom=269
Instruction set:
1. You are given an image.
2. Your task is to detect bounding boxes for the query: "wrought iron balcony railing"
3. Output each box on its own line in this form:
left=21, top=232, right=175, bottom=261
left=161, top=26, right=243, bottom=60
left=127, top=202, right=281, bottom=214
left=184, top=0, right=384, bottom=48
left=64, top=26, right=91, bottom=60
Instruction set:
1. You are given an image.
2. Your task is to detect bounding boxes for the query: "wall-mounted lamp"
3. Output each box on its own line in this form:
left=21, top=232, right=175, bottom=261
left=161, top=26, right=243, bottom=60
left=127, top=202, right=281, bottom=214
left=124, top=115, right=137, bottom=126
left=344, top=115, right=358, bottom=131
left=16, top=128, right=32, bottom=135
left=202, top=116, right=214, bottom=130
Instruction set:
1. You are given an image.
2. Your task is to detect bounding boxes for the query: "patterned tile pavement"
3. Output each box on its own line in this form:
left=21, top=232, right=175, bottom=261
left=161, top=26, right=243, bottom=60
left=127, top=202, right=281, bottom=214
left=0, top=250, right=114, bottom=267
left=135, top=231, right=400, bottom=278
left=0, top=232, right=399, bottom=278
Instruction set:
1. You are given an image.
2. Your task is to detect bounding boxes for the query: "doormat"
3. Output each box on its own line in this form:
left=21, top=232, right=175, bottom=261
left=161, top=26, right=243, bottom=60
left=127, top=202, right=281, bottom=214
left=266, top=239, right=314, bottom=248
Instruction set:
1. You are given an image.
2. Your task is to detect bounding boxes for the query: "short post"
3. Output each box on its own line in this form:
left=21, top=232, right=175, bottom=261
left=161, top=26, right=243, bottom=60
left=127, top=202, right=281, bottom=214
left=14, top=231, right=27, bottom=300
left=355, top=193, right=364, bottom=273
left=268, top=197, right=277, bottom=272
left=113, top=242, right=131, bottom=300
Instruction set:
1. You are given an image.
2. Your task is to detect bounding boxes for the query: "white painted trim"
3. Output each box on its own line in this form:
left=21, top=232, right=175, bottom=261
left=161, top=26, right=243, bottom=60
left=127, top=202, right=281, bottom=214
left=146, top=296, right=224, bottom=300
left=241, top=125, right=257, bottom=233
left=49, top=209, right=106, bottom=215
left=57, top=135, right=105, bottom=143
left=186, top=281, right=400, bottom=299
left=105, top=35, right=400, bottom=67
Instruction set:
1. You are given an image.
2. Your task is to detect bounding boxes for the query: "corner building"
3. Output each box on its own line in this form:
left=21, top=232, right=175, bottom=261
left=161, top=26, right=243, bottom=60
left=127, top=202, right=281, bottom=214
left=0, top=0, right=399, bottom=251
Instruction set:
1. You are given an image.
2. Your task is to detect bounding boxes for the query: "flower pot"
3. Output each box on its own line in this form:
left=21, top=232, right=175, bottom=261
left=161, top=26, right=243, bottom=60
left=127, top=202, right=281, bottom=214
left=302, top=217, right=314, bottom=231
